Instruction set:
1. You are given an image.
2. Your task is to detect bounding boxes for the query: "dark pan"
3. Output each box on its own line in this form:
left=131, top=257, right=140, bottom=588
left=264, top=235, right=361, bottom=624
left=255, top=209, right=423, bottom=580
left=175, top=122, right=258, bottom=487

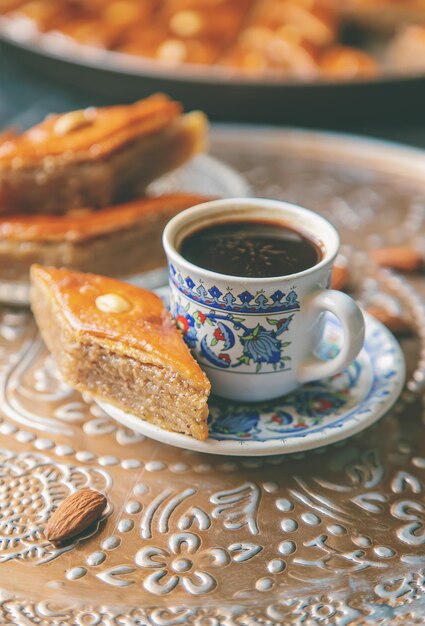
left=1, top=20, right=425, bottom=126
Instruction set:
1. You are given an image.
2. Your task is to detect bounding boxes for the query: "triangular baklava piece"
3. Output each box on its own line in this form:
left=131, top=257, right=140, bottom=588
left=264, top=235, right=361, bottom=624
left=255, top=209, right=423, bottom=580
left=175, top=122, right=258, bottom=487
left=30, top=266, right=210, bottom=440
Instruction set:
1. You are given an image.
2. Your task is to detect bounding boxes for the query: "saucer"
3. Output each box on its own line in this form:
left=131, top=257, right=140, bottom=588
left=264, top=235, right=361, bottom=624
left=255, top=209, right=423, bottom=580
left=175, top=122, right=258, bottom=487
left=97, top=309, right=405, bottom=457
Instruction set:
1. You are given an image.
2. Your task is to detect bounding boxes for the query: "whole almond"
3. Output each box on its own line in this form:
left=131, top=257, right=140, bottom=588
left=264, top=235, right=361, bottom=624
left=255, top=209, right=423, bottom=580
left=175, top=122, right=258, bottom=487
left=331, top=263, right=349, bottom=291
left=366, top=305, right=412, bottom=335
left=53, top=109, right=96, bottom=136
left=46, top=488, right=107, bottom=544
left=371, top=247, right=423, bottom=272
left=95, top=293, right=131, bottom=314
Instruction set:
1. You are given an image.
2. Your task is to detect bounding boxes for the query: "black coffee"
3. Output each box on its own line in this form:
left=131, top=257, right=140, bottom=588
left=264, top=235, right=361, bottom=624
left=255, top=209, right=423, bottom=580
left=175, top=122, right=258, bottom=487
left=180, top=219, right=321, bottom=278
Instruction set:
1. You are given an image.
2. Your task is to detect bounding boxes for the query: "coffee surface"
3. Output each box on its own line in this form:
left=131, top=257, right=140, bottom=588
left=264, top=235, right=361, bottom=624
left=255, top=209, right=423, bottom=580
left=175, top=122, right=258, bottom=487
left=180, top=220, right=321, bottom=278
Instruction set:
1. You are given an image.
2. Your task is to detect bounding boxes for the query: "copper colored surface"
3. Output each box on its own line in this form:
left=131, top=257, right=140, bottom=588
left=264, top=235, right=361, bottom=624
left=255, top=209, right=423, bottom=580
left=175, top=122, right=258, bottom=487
left=1, top=128, right=425, bottom=623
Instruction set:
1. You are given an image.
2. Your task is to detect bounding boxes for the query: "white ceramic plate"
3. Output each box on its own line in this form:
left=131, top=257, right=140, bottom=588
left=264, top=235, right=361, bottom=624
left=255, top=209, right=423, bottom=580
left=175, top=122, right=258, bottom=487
left=97, top=310, right=405, bottom=456
left=0, top=154, right=250, bottom=305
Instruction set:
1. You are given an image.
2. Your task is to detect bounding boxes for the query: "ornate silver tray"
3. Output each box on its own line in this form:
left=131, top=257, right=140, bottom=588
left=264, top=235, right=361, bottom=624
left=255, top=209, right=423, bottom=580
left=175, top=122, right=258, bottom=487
left=1, top=128, right=425, bottom=624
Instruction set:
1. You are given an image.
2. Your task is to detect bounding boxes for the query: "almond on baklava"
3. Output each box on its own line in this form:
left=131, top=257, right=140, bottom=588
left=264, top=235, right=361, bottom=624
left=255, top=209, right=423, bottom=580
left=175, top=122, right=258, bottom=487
left=0, top=95, right=207, bottom=215
left=30, top=266, right=211, bottom=440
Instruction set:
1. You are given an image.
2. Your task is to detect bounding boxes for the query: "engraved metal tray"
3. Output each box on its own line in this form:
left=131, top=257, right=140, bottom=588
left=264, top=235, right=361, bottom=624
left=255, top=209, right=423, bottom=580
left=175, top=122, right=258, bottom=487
left=1, top=128, right=425, bottom=624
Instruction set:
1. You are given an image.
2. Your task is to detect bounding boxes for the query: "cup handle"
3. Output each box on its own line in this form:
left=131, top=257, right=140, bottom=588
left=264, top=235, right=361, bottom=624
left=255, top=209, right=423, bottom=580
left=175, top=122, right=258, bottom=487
left=297, top=290, right=365, bottom=384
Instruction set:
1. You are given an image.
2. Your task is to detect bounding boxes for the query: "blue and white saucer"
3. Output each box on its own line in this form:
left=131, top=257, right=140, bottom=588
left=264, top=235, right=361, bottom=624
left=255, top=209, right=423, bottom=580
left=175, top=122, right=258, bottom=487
left=97, top=309, right=405, bottom=456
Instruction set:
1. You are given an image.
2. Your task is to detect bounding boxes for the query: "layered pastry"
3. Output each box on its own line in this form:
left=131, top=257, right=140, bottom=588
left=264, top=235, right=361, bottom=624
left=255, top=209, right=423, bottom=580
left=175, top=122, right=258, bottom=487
left=0, top=95, right=207, bottom=214
left=30, top=266, right=211, bottom=440
left=319, top=46, right=378, bottom=79
left=387, top=24, right=425, bottom=72
left=0, top=0, right=382, bottom=79
left=219, top=0, right=338, bottom=78
left=0, top=193, right=207, bottom=282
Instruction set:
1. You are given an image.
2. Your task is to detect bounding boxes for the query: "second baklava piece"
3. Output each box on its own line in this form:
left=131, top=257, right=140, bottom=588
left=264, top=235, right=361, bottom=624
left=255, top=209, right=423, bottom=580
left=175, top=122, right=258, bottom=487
left=0, top=94, right=206, bottom=214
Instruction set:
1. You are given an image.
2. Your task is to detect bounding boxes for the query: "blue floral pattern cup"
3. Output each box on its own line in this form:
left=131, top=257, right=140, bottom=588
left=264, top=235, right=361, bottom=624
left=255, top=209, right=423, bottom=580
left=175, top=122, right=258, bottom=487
left=163, top=198, right=365, bottom=402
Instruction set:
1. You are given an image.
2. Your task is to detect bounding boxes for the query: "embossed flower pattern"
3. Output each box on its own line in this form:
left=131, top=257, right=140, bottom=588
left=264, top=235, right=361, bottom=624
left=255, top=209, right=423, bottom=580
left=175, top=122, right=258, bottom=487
left=0, top=451, right=111, bottom=564
left=136, top=532, right=230, bottom=595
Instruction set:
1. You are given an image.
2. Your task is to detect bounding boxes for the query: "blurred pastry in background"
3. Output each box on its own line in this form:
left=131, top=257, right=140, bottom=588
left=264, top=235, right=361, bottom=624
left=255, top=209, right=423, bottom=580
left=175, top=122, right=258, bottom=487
left=219, top=0, right=336, bottom=79
left=0, top=0, right=403, bottom=79
left=387, top=24, right=425, bottom=72
left=319, top=46, right=379, bottom=79
left=0, top=95, right=207, bottom=214
left=115, top=0, right=252, bottom=65
left=0, top=193, right=208, bottom=282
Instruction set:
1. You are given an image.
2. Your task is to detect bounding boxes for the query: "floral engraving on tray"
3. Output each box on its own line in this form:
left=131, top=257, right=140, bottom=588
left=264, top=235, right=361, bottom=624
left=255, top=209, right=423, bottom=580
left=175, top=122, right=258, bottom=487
left=1, top=132, right=425, bottom=622
left=135, top=533, right=263, bottom=596
left=0, top=336, right=423, bottom=615
left=210, top=482, right=261, bottom=535
left=2, top=588, right=425, bottom=625
left=0, top=310, right=145, bottom=452
left=139, top=487, right=202, bottom=539
left=136, top=532, right=230, bottom=595
left=96, top=565, right=137, bottom=588
left=0, top=451, right=111, bottom=565
left=83, top=482, right=264, bottom=594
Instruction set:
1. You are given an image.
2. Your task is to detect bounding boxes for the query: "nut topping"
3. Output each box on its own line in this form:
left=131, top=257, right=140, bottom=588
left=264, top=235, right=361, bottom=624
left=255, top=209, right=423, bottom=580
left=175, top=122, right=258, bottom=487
left=366, top=305, right=412, bottom=335
left=45, top=488, right=107, bottom=545
left=157, top=39, right=187, bottom=62
left=95, top=293, right=131, bottom=313
left=53, top=109, right=96, bottom=136
left=371, top=246, right=423, bottom=272
left=170, top=10, right=203, bottom=37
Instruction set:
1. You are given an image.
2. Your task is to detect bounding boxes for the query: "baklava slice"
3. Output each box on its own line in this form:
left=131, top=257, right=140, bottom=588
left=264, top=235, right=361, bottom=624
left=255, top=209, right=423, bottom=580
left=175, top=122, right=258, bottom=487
left=30, top=266, right=211, bottom=440
left=0, top=94, right=207, bottom=214
left=0, top=193, right=207, bottom=282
